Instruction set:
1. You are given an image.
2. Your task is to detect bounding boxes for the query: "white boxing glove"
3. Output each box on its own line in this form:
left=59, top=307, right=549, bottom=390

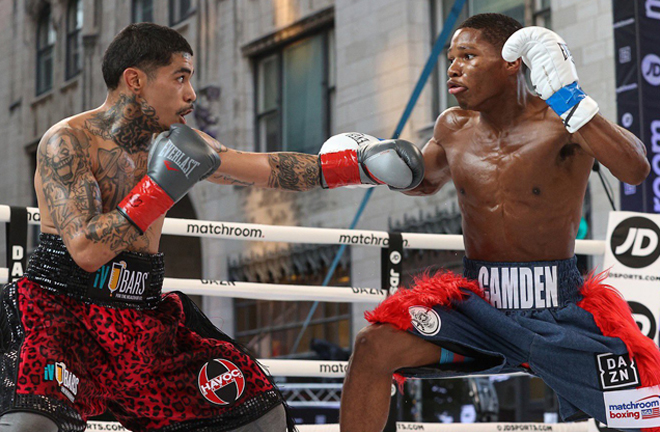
left=502, top=26, right=599, bottom=133
left=319, top=132, right=424, bottom=191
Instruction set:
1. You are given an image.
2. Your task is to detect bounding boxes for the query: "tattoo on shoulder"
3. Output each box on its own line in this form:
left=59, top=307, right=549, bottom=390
left=83, top=94, right=162, bottom=154
left=38, top=127, right=140, bottom=253
left=38, top=128, right=100, bottom=236
left=267, top=153, right=320, bottom=191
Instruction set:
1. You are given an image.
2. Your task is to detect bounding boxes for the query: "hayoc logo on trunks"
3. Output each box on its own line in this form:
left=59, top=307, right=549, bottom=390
left=596, top=353, right=640, bottom=390
left=198, top=359, right=246, bottom=405
left=44, top=362, right=79, bottom=403
left=92, top=260, right=149, bottom=300
left=610, top=217, right=660, bottom=268
left=408, top=306, right=441, bottom=336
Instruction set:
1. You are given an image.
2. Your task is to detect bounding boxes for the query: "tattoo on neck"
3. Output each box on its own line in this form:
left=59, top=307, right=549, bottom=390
left=84, top=93, right=163, bottom=154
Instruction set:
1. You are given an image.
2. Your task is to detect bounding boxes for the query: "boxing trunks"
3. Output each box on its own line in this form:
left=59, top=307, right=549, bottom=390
left=0, top=234, right=292, bottom=432
left=366, top=257, right=660, bottom=432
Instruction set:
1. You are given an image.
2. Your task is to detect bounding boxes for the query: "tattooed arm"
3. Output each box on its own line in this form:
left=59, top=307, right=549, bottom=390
left=196, top=131, right=321, bottom=191
left=36, top=127, right=141, bottom=272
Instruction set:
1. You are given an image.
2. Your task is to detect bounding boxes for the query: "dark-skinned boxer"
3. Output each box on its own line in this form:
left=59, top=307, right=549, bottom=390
left=339, top=14, right=660, bottom=432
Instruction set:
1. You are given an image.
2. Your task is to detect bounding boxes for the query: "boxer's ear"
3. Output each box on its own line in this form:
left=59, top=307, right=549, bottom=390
left=504, top=58, right=522, bottom=75
left=123, top=67, right=147, bottom=94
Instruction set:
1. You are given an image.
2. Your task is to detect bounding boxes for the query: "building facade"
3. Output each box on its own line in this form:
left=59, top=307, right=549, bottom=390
left=0, top=0, right=621, bottom=365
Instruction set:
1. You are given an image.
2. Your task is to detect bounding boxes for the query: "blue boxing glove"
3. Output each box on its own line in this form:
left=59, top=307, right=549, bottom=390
left=502, top=26, right=599, bottom=133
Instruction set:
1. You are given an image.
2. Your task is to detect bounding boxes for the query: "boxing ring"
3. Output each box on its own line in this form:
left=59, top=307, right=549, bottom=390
left=0, top=205, right=609, bottom=431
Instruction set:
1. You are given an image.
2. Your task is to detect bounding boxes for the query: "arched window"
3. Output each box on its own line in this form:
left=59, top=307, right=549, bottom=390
left=66, top=0, right=83, bottom=80
left=36, top=5, right=56, bottom=95
left=132, top=0, right=153, bottom=23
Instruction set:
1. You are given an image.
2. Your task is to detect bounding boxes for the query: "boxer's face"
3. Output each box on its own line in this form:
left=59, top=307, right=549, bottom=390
left=140, top=52, right=196, bottom=129
left=446, top=28, right=512, bottom=111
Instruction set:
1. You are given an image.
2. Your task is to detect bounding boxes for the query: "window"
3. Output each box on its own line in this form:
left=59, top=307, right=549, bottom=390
left=169, top=0, right=193, bottom=26
left=430, top=0, right=548, bottom=116
left=255, top=29, right=335, bottom=154
left=65, top=0, right=83, bottom=80
left=36, top=5, right=55, bottom=95
left=533, top=0, right=551, bottom=28
left=132, top=0, right=153, bottom=23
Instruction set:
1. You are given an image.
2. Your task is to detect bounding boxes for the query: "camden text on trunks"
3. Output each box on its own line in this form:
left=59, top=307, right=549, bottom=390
left=463, top=257, right=583, bottom=310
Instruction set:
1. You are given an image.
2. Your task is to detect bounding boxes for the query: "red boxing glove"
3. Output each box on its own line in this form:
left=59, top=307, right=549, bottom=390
left=319, top=132, right=424, bottom=191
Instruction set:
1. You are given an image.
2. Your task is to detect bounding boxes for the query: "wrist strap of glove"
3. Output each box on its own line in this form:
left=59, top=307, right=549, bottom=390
left=117, top=176, right=175, bottom=234
left=546, top=82, right=599, bottom=133
left=320, top=150, right=361, bottom=189
left=546, top=81, right=586, bottom=116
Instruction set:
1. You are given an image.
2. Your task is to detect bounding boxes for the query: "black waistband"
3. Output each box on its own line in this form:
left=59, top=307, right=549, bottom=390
left=463, top=256, right=583, bottom=309
left=25, top=233, right=165, bottom=310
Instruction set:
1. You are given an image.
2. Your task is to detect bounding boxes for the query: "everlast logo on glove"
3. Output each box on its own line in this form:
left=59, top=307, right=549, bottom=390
left=158, top=140, right=201, bottom=179
left=198, top=359, right=246, bottom=405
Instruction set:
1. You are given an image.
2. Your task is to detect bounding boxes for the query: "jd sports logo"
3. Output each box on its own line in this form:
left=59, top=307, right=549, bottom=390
left=642, top=54, right=660, bottom=86
left=198, top=359, right=246, bottom=405
left=611, top=217, right=660, bottom=268
left=629, top=301, right=658, bottom=340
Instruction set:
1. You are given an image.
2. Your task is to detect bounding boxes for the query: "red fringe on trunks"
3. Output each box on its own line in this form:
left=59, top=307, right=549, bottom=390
left=364, top=271, right=484, bottom=330
left=365, top=269, right=660, bottom=431
left=578, top=271, right=660, bottom=432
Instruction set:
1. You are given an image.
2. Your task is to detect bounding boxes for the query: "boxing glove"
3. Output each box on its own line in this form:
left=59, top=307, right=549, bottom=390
left=118, top=124, right=221, bottom=234
left=319, top=132, right=424, bottom=191
left=502, top=26, right=599, bottom=133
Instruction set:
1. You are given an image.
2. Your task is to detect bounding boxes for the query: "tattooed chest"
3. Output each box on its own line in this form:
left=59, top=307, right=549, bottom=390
left=93, top=147, right=148, bottom=211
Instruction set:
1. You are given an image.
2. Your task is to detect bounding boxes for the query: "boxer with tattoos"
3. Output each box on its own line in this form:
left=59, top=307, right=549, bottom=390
left=0, top=22, right=423, bottom=432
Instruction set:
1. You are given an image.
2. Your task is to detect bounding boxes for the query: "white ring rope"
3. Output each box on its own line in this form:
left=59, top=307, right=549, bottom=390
left=395, top=421, right=595, bottom=431
left=0, top=271, right=386, bottom=303
left=85, top=421, right=598, bottom=432
left=0, top=204, right=606, bottom=380
left=0, top=205, right=605, bottom=254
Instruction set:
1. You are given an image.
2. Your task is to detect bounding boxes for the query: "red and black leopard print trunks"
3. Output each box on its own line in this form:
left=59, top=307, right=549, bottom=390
left=0, top=234, right=292, bottom=432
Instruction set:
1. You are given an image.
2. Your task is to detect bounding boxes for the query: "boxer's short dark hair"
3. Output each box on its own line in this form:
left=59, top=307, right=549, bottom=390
left=102, top=23, right=193, bottom=90
left=458, top=13, right=523, bottom=51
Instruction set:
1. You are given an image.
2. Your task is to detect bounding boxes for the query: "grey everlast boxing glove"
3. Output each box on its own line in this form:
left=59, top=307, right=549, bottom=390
left=117, top=124, right=221, bottom=234
left=319, top=132, right=424, bottom=191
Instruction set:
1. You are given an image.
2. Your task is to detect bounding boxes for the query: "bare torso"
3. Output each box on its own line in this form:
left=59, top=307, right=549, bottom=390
left=437, top=100, right=594, bottom=261
left=35, top=111, right=164, bottom=254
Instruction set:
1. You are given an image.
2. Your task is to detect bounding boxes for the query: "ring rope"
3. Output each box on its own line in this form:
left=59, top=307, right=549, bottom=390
left=0, top=205, right=605, bottom=254
left=85, top=420, right=596, bottom=432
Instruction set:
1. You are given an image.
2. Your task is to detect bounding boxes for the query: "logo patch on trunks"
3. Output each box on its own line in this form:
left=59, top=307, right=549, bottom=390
left=597, top=353, right=640, bottom=390
left=44, top=362, right=79, bottom=403
left=198, top=359, right=246, bottom=405
left=409, top=306, right=441, bottom=336
left=88, top=256, right=152, bottom=304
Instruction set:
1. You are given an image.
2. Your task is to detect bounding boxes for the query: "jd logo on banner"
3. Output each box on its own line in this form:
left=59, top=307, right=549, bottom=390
left=604, top=212, right=660, bottom=344
left=610, top=216, right=660, bottom=268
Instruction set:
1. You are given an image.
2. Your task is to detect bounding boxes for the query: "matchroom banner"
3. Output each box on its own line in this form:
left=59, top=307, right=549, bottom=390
left=603, top=211, right=660, bottom=344
left=613, top=0, right=660, bottom=213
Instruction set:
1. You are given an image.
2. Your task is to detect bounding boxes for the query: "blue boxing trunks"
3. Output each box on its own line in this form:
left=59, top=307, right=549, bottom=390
left=365, top=257, right=660, bottom=431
